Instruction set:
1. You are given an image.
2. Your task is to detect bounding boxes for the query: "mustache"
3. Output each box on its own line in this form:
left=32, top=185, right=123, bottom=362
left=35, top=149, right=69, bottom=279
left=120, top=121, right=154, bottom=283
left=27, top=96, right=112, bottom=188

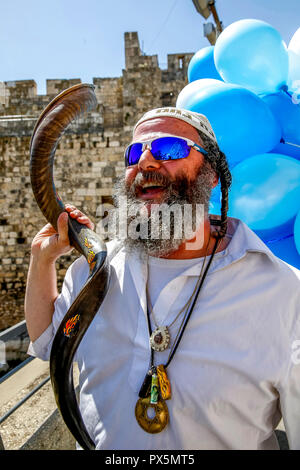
left=127, top=171, right=172, bottom=195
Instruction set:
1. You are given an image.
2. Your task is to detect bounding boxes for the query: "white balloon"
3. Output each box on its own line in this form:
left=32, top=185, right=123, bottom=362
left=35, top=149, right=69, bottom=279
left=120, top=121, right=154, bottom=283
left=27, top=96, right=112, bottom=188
left=287, top=49, right=300, bottom=91
left=288, top=27, right=300, bottom=55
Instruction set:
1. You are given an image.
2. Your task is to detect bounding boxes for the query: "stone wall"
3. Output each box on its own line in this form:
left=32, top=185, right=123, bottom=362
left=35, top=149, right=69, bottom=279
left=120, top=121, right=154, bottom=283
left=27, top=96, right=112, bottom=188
left=0, top=31, right=192, bottom=330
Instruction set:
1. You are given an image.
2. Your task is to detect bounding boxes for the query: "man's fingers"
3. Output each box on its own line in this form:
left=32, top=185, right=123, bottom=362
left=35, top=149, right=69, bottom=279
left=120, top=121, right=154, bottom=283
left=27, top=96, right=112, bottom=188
left=65, top=204, right=76, bottom=212
left=57, top=212, right=70, bottom=245
left=64, top=204, right=95, bottom=230
left=77, top=216, right=95, bottom=230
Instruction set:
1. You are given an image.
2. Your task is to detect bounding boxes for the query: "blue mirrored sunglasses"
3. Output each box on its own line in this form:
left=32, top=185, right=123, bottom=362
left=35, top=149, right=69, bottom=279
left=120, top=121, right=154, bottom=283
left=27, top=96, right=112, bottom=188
left=124, top=134, right=208, bottom=167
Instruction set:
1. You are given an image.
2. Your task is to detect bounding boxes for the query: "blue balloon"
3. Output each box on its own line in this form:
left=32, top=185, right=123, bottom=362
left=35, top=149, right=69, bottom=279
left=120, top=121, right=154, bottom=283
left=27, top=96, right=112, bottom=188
left=265, top=235, right=300, bottom=269
left=294, top=210, right=300, bottom=255
left=271, top=141, right=300, bottom=162
left=176, top=79, right=221, bottom=109
left=188, top=46, right=222, bottom=83
left=209, top=183, right=221, bottom=216
left=214, top=19, right=289, bottom=95
left=177, top=79, right=281, bottom=166
left=228, top=153, right=300, bottom=239
left=262, top=91, right=300, bottom=146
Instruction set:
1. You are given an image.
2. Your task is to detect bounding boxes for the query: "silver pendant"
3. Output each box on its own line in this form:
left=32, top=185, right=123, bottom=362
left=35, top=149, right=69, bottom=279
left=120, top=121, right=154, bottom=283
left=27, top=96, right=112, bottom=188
left=150, top=326, right=170, bottom=352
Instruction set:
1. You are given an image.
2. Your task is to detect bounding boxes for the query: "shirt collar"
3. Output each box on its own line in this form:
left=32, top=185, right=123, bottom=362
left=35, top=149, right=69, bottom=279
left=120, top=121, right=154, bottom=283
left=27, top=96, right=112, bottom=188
left=179, top=217, right=280, bottom=277
left=114, top=217, right=280, bottom=320
left=114, top=217, right=280, bottom=285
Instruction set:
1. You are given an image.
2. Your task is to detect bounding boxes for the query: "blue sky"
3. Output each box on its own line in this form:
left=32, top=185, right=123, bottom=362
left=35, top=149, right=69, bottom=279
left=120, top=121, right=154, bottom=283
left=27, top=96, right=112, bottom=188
left=0, top=0, right=299, bottom=94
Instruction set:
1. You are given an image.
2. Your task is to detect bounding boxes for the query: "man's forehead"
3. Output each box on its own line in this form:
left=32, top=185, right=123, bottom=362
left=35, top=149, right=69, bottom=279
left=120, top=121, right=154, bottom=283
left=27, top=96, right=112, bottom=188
left=133, top=107, right=217, bottom=142
left=133, top=116, right=201, bottom=142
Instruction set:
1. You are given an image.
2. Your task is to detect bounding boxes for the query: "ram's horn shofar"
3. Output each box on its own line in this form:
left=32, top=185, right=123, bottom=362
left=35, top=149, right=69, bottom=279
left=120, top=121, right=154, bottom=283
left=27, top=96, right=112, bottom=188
left=30, top=83, right=110, bottom=450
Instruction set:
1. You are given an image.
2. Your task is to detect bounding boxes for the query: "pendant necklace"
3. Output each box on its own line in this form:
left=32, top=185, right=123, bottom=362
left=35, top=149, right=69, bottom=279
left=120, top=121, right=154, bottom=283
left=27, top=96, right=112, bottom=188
left=135, top=232, right=221, bottom=434
left=147, top=244, right=209, bottom=353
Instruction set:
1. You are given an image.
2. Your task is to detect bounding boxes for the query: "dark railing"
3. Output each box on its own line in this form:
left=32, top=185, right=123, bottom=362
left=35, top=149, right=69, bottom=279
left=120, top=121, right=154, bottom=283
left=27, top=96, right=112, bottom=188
left=0, top=320, right=30, bottom=380
left=0, top=375, right=50, bottom=425
left=0, top=356, right=34, bottom=385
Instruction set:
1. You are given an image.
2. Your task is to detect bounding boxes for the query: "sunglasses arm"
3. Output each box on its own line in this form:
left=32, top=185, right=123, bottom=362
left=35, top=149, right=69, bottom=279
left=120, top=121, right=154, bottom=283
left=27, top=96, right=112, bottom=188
left=193, top=143, right=208, bottom=156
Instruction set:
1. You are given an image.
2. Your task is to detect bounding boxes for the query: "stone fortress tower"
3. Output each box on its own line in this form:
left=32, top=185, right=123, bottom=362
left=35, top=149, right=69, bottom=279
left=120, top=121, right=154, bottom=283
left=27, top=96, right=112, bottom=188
left=0, top=32, right=193, bottom=329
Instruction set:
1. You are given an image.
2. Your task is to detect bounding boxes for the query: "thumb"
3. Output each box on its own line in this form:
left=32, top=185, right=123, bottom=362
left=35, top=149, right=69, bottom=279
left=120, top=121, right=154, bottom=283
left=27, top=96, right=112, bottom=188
left=57, top=211, right=70, bottom=246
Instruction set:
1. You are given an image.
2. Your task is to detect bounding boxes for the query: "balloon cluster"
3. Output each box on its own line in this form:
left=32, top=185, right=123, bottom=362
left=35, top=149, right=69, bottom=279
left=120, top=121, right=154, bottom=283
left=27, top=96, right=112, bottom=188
left=177, top=19, right=300, bottom=269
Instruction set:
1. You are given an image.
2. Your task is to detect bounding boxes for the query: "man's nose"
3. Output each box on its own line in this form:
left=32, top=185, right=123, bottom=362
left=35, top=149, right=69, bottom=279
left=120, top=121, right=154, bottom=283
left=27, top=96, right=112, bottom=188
left=138, top=148, right=161, bottom=171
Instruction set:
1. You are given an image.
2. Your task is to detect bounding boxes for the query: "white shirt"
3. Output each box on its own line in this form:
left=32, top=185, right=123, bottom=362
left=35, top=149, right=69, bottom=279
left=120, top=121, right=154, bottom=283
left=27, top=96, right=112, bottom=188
left=28, top=217, right=300, bottom=450
left=147, top=254, right=205, bottom=308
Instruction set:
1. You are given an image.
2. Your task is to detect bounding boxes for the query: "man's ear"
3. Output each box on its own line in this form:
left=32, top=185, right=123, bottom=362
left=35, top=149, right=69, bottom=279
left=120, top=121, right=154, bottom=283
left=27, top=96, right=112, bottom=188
left=212, top=172, right=219, bottom=189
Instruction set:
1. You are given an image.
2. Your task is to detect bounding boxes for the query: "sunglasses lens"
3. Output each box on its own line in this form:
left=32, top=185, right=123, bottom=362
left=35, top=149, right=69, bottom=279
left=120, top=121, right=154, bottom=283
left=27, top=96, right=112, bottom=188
left=125, top=143, right=143, bottom=166
left=125, top=137, right=191, bottom=166
left=151, top=137, right=190, bottom=160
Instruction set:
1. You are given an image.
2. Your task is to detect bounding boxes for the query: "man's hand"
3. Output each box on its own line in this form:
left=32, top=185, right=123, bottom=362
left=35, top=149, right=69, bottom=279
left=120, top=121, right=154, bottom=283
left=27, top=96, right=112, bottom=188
left=25, top=204, right=95, bottom=342
left=31, top=204, right=95, bottom=263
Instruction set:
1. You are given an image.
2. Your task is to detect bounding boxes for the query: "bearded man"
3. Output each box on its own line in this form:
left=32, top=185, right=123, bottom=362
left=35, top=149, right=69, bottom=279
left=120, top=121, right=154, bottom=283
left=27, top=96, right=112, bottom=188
left=25, top=107, right=300, bottom=450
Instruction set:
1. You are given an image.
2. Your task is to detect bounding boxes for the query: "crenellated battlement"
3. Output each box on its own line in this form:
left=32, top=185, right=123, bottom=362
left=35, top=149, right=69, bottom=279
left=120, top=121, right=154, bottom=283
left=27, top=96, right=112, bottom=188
left=0, top=32, right=193, bottom=330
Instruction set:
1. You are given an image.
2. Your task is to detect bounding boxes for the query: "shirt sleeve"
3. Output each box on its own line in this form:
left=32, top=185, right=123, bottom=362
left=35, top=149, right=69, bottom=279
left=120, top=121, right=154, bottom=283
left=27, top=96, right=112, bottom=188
left=27, top=255, right=89, bottom=361
left=277, top=280, right=300, bottom=450
left=278, top=350, right=300, bottom=449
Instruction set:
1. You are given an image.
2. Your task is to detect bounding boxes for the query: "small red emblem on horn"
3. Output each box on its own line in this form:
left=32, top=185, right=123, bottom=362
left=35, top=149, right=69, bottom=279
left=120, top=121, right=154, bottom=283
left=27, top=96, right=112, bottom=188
left=63, top=314, right=80, bottom=338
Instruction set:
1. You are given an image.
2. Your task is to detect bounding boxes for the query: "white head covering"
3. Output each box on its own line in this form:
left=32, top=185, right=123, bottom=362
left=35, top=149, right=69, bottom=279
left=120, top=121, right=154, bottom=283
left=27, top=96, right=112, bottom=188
left=133, top=107, right=217, bottom=143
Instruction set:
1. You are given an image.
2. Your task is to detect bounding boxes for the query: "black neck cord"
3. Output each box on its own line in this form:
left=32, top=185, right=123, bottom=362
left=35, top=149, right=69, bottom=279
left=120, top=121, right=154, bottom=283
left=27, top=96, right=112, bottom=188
left=146, top=234, right=221, bottom=371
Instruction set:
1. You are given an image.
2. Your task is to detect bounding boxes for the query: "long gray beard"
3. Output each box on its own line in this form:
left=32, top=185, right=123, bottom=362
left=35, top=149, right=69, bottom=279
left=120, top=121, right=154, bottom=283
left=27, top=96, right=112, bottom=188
left=112, top=162, right=215, bottom=257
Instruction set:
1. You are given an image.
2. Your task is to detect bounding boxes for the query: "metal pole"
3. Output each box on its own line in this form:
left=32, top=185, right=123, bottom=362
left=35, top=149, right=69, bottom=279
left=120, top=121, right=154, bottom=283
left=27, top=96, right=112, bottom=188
left=208, top=1, right=223, bottom=33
